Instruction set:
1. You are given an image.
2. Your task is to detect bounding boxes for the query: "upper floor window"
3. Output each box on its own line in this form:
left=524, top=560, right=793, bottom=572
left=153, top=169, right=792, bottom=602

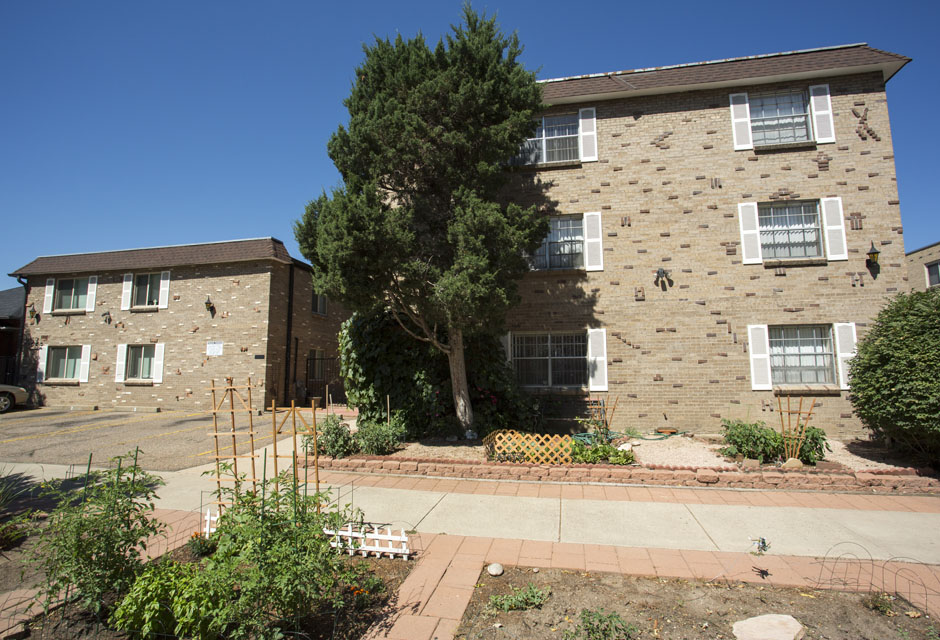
left=739, top=198, right=847, bottom=265
left=530, top=216, right=583, bottom=270
left=512, top=108, right=597, bottom=166
left=313, top=292, right=328, bottom=316
left=750, top=90, right=811, bottom=146
left=730, top=84, right=834, bottom=151
left=758, top=201, right=822, bottom=259
left=927, top=262, right=939, bottom=288
left=42, top=276, right=97, bottom=314
left=121, top=271, right=170, bottom=311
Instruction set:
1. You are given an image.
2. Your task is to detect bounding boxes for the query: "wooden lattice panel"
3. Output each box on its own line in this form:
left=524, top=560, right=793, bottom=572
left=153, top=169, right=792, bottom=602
left=483, top=429, right=573, bottom=465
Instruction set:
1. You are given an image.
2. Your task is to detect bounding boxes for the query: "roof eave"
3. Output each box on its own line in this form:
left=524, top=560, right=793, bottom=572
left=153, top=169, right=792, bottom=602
left=545, top=60, right=908, bottom=106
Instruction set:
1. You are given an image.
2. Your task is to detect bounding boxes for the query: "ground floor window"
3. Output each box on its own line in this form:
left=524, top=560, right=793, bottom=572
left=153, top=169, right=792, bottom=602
left=512, top=332, right=587, bottom=388
left=768, top=325, right=835, bottom=385
left=47, top=346, right=82, bottom=379
left=126, top=345, right=155, bottom=380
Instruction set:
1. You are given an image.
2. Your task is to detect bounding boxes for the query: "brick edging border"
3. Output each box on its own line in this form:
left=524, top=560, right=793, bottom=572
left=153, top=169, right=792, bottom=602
left=306, top=455, right=940, bottom=494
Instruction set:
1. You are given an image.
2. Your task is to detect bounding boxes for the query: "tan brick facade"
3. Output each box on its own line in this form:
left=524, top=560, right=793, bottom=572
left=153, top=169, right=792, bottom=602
left=16, top=242, right=345, bottom=413
left=506, top=71, right=907, bottom=439
left=906, top=241, right=940, bottom=292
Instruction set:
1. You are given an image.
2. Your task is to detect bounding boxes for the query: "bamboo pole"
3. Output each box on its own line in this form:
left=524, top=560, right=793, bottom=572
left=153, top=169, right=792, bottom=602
left=210, top=380, right=223, bottom=504
left=291, top=400, right=299, bottom=485
left=246, top=377, right=257, bottom=494
left=226, top=378, right=239, bottom=496
left=271, top=398, right=279, bottom=494
left=312, top=400, right=320, bottom=513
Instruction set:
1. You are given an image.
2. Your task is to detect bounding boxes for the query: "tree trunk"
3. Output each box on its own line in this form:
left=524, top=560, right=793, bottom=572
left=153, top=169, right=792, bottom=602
left=446, top=326, right=474, bottom=431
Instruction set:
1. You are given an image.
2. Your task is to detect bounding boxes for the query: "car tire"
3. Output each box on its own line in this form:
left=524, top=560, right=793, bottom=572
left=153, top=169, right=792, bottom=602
left=0, top=393, right=13, bottom=414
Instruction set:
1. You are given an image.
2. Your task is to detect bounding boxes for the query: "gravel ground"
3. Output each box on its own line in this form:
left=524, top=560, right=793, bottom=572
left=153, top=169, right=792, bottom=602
left=390, top=433, right=922, bottom=473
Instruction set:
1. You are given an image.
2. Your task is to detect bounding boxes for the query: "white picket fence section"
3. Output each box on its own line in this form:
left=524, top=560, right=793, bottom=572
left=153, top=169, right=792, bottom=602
left=324, top=523, right=412, bottom=559
left=202, top=509, right=411, bottom=560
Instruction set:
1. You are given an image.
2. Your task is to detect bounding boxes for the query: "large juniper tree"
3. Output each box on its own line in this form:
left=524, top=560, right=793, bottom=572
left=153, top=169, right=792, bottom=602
left=295, top=6, right=548, bottom=429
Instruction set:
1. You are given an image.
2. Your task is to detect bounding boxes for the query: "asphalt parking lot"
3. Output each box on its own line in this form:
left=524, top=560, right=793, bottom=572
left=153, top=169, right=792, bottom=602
left=0, top=407, right=315, bottom=472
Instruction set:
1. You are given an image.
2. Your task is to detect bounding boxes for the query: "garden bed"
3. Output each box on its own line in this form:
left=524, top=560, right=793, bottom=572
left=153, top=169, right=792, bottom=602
left=456, top=566, right=937, bottom=640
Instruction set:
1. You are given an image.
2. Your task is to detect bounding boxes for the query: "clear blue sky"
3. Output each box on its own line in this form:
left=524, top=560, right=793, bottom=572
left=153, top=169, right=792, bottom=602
left=2, top=0, right=937, bottom=290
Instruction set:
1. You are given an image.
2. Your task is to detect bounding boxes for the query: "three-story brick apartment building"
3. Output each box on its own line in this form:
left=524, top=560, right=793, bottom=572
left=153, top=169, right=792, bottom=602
left=504, top=44, right=910, bottom=438
left=11, top=238, right=345, bottom=412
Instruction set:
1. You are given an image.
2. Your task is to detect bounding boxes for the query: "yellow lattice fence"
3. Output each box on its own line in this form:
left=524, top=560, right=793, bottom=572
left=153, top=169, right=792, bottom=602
left=483, top=430, right=573, bottom=465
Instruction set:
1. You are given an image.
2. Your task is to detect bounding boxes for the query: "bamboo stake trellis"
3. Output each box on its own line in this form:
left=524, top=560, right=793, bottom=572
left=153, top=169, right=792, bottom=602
left=777, top=395, right=817, bottom=461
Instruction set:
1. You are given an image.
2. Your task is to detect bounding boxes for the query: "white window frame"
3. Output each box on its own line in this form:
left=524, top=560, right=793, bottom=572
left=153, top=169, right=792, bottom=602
left=115, top=343, right=164, bottom=384
left=748, top=323, right=856, bottom=391
left=43, top=276, right=97, bottom=314
left=739, top=198, right=847, bottom=264
left=768, top=325, right=837, bottom=386
left=529, top=212, right=603, bottom=272
left=121, top=271, right=170, bottom=310
left=926, top=261, right=940, bottom=289
left=313, top=292, right=328, bottom=316
left=730, top=84, right=835, bottom=151
left=530, top=216, right=584, bottom=270
left=45, top=345, right=88, bottom=382
left=757, top=200, right=824, bottom=260
left=514, top=107, right=597, bottom=165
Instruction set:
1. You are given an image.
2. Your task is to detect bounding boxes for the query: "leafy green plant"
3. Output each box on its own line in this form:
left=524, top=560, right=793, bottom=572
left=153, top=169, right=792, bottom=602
left=850, top=289, right=940, bottom=467
left=356, top=413, right=407, bottom=455
left=863, top=591, right=897, bottom=616
left=0, top=467, right=31, bottom=549
left=570, top=441, right=635, bottom=465
left=185, top=531, right=216, bottom=557
left=800, top=426, right=832, bottom=465
left=563, top=608, right=639, bottom=640
left=306, top=414, right=359, bottom=458
left=719, top=419, right=783, bottom=463
left=28, top=450, right=165, bottom=616
left=487, top=583, right=550, bottom=612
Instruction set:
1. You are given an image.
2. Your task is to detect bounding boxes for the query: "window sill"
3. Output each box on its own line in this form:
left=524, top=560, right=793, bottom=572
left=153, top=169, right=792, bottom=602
left=123, top=379, right=154, bottom=387
left=43, top=379, right=80, bottom=386
left=753, top=140, right=817, bottom=153
left=527, top=268, right=586, bottom=276
left=773, top=385, right=841, bottom=396
left=763, top=257, right=827, bottom=268
left=50, top=309, right=86, bottom=316
left=511, top=159, right=583, bottom=171
left=520, top=387, right=589, bottom=396
left=129, top=306, right=159, bottom=313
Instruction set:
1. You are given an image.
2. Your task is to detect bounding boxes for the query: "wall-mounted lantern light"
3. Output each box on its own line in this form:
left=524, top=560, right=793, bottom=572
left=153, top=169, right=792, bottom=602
left=205, top=296, right=216, bottom=317
left=27, top=302, right=36, bottom=319
left=654, top=267, right=673, bottom=290
left=866, top=241, right=880, bottom=268
left=101, top=310, right=112, bottom=325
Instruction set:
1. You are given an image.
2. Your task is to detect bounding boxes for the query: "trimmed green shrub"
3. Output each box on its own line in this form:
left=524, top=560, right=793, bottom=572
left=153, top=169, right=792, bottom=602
left=849, top=289, right=940, bottom=467
left=356, top=413, right=407, bottom=455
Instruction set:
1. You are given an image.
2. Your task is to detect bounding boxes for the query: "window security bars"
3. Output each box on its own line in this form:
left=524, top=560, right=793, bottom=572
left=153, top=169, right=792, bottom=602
left=769, top=325, right=835, bottom=385
left=758, top=201, right=822, bottom=259
left=512, top=333, right=587, bottom=387
left=750, top=90, right=812, bottom=146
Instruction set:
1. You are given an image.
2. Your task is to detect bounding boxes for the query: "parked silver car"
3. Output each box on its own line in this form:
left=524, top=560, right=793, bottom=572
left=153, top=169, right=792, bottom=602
left=0, top=384, right=28, bottom=413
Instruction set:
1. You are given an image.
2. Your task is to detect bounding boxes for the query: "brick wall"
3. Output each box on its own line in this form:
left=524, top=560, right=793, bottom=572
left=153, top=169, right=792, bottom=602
left=505, top=72, right=907, bottom=439
left=906, top=242, right=940, bottom=292
left=19, top=259, right=345, bottom=412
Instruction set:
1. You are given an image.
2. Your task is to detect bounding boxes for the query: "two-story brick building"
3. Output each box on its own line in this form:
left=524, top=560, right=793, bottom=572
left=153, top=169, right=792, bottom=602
left=10, top=238, right=345, bottom=412
left=504, top=43, right=910, bottom=438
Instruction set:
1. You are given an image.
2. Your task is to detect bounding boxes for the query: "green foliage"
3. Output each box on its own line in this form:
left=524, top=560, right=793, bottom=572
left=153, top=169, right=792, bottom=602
left=563, top=608, right=639, bottom=640
left=356, top=413, right=407, bottom=455
left=294, top=6, right=550, bottom=429
left=719, top=419, right=783, bottom=464
left=849, top=289, right=940, bottom=467
left=113, top=471, right=381, bottom=639
left=0, top=467, right=30, bottom=549
left=307, top=414, right=359, bottom=458
left=28, top=450, right=164, bottom=616
left=487, top=583, right=550, bottom=612
left=186, top=531, right=216, bottom=558
left=719, top=419, right=830, bottom=465
left=338, top=310, right=533, bottom=438
left=570, top=441, right=635, bottom=465
left=862, top=591, right=897, bottom=616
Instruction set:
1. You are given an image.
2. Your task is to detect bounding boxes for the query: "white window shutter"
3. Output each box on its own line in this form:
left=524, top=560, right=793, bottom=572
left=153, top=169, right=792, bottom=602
left=37, top=345, right=48, bottom=384
left=738, top=203, right=762, bottom=264
left=834, top=323, right=857, bottom=390
left=153, top=343, right=165, bottom=384
left=85, top=276, right=97, bottom=312
left=578, top=107, right=598, bottom=162
left=809, top=84, right=835, bottom=144
left=729, top=93, right=753, bottom=150
left=115, top=344, right=127, bottom=383
left=587, top=328, right=608, bottom=392
left=43, top=278, right=55, bottom=313
left=79, top=345, right=91, bottom=383
left=158, top=271, right=171, bottom=309
left=583, top=211, right=604, bottom=271
left=821, top=197, right=848, bottom=261
left=500, top=333, right=512, bottom=364
left=121, top=274, right=133, bottom=310
left=747, top=325, right=773, bottom=390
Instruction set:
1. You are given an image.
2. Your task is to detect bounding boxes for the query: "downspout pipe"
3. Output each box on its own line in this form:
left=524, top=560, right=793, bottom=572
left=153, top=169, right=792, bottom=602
left=282, top=264, right=294, bottom=406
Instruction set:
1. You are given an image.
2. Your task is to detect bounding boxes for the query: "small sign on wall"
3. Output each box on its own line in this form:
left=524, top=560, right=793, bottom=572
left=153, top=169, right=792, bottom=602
left=206, top=341, right=224, bottom=357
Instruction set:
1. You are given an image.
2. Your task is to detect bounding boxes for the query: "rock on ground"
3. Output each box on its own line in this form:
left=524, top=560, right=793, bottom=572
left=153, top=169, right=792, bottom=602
left=732, top=614, right=805, bottom=640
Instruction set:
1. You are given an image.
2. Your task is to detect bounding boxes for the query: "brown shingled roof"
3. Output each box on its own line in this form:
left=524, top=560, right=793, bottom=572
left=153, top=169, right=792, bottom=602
left=10, top=238, right=296, bottom=276
left=542, top=44, right=909, bottom=104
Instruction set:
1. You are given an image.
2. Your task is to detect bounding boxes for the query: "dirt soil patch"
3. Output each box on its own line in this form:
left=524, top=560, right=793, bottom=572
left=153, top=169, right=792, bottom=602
left=456, top=566, right=937, bottom=640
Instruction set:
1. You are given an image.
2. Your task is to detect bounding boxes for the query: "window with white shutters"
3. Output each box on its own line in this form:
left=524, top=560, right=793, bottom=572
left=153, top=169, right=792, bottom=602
left=730, top=84, right=835, bottom=150
left=513, top=108, right=598, bottom=165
